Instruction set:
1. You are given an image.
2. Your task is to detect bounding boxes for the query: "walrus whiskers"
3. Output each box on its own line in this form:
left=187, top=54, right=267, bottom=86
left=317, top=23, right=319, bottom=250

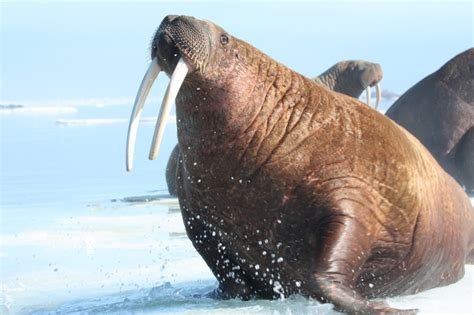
left=126, top=59, right=161, bottom=172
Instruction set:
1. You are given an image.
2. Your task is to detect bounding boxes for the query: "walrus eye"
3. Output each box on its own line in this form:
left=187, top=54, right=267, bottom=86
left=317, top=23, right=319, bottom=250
left=220, top=34, right=229, bottom=45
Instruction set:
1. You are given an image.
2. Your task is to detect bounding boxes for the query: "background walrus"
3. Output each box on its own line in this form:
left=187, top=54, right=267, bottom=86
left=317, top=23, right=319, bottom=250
left=386, top=48, right=474, bottom=194
left=166, top=60, right=384, bottom=196
left=127, top=15, right=474, bottom=314
left=314, top=60, right=383, bottom=109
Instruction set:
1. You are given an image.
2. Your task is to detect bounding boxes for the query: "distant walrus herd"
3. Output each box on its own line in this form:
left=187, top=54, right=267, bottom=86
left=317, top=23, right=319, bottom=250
left=126, top=15, right=473, bottom=315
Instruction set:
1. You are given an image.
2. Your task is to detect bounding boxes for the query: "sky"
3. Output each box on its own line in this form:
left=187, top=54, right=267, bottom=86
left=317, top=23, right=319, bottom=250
left=0, top=0, right=472, bottom=105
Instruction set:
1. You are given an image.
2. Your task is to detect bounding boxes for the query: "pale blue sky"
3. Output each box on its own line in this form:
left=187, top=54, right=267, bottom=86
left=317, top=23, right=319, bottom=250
left=1, top=0, right=472, bottom=104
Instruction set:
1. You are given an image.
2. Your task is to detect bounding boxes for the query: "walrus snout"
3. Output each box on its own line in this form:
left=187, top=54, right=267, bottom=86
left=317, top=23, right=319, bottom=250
left=360, top=62, right=383, bottom=108
left=346, top=61, right=383, bottom=108
left=362, top=63, right=383, bottom=87
left=152, top=31, right=180, bottom=75
left=152, top=15, right=212, bottom=75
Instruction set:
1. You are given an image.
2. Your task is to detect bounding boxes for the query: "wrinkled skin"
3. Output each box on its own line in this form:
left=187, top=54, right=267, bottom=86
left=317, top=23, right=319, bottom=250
left=313, top=60, right=383, bottom=98
left=166, top=60, right=384, bottom=196
left=386, top=48, right=474, bottom=194
left=149, top=15, right=474, bottom=314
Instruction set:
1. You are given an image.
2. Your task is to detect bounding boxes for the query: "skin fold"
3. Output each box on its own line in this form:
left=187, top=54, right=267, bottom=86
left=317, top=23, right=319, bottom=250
left=166, top=60, right=384, bottom=196
left=141, top=15, right=474, bottom=314
left=386, top=48, right=474, bottom=195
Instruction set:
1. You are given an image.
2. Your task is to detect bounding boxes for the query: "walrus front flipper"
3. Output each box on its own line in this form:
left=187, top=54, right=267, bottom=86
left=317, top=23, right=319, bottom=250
left=312, top=213, right=417, bottom=315
left=455, top=128, right=474, bottom=195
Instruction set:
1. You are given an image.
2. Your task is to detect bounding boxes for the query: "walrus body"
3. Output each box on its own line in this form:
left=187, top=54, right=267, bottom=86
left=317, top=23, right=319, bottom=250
left=166, top=60, right=384, bottom=196
left=129, top=16, right=474, bottom=314
left=386, top=48, right=474, bottom=194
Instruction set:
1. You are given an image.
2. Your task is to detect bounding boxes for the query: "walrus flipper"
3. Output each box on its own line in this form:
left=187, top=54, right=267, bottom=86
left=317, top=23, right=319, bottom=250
left=454, top=128, right=474, bottom=194
left=311, top=210, right=417, bottom=314
left=165, top=144, right=180, bottom=196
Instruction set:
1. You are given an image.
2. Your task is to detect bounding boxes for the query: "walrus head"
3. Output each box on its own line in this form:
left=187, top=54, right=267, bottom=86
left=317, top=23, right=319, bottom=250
left=350, top=61, right=383, bottom=108
left=126, top=15, right=250, bottom=171
left=315, top=60, right=383, bottom=108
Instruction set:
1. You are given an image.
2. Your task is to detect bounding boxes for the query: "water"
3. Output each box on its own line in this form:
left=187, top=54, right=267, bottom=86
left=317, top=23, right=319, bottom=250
left=1, top=101, right=182, bottom=314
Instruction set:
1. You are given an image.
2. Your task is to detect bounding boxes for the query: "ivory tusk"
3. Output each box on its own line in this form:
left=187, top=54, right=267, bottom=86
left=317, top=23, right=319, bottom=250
left=149, top=57, right=189, bottom=160
left=365, top=86, right=371, bottom=107
left=375, top=83, right=382, bottom=110
left=126, top=59, right=161, bottom=172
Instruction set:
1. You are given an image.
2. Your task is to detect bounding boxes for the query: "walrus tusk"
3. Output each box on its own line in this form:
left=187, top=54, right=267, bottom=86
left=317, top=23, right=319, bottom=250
left=366, top=86, right=371, bottom=107
left=126, top=59, right=161, bottom=172
left=375, top=83, right=382, bottom=109
left=149, top=57, right=189, bottom=160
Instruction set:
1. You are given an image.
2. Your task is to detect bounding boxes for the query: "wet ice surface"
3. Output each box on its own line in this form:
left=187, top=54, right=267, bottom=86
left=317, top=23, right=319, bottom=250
left=2, top=197, right=473, bottom=315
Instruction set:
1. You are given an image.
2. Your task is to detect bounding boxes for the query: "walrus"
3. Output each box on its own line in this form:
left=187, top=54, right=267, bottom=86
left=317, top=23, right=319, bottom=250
left=126, top=15, right=474, bottom=314
left=386, top=48, right=474, bottom=194
left=314, top=60, right=383, bottom=109
left=166, top=60, right=384, bottom=196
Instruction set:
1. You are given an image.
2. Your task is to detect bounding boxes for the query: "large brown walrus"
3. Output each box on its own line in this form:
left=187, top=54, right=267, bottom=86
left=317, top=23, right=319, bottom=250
left=386, top=48, right=474, bottom=195
left=126, top=16, right=474, bottom=314
left=166, top=60, right=384, bottom=196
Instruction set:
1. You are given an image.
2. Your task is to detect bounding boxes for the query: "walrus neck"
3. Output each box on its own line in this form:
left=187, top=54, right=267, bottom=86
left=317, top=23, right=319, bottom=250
left=315, top=65, right=362, bottom=98
left=175, top=55, right=328, bottom=183
left=175, top=47, right=283, bottom=147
